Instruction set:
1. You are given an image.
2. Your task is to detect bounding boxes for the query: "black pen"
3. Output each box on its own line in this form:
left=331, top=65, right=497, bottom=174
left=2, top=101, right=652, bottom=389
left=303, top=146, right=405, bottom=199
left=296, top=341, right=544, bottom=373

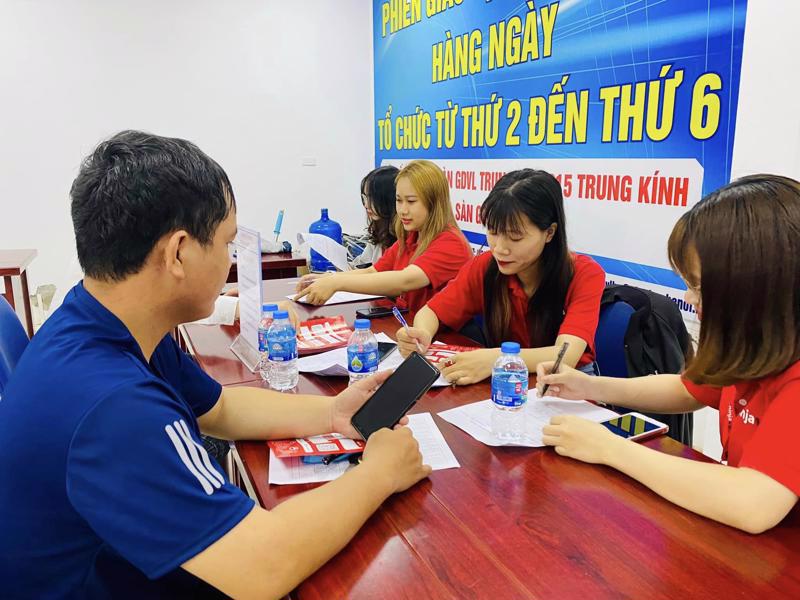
left=540, top=341, right=570, bottom=397
left=321, top=452, right=363, bottom=466
left=321, top=453, right=348, bottom=466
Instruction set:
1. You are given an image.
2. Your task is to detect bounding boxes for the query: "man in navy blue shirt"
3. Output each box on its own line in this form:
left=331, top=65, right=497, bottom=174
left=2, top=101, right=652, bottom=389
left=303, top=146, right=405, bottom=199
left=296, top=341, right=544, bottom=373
left=0, top=131, right=430, bottom=598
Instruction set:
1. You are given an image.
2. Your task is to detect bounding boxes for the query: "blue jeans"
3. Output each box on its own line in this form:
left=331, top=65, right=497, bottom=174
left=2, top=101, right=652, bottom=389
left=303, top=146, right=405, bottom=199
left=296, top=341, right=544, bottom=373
left=577, top=361, right=600, bottom=376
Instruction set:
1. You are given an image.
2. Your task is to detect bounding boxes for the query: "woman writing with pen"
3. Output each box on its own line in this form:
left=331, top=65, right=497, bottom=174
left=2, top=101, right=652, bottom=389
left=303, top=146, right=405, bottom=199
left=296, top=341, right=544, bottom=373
left=534, top=175, right=800, bottom=533
left=293, top=160, right=472, bottom=316
left=396, top=169, right=605, bottom=386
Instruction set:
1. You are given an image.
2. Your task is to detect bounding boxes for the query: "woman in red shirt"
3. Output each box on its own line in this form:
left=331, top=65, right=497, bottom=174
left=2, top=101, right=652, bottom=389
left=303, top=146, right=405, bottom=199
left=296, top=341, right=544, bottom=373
left=294, top=160, right=471, bottom=315
left=397, top=169, right=605, bottom=385
left=536, top=174, right=800, bottom=533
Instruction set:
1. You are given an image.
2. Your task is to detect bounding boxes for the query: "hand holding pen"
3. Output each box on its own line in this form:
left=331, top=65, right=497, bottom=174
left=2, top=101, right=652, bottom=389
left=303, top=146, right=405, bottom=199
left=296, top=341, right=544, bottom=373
left=539, top=341, right=570, bottom=397
left=392, top=307, right=426, bottom=355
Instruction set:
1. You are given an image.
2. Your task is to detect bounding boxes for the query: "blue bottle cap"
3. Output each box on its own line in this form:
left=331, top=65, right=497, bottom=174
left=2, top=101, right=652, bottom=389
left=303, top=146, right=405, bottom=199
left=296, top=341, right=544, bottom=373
left=501, top=342, right=521, bottom=354
left=262, top=303, right=279, bottom=312
left=354, top=319, right=371, bottom=329
left=273, top=310, right=290, bottom=319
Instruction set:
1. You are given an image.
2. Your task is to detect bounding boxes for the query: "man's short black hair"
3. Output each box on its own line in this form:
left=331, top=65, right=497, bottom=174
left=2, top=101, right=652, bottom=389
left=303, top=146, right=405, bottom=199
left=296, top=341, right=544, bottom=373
left=71, top=130, right=236, bottom=281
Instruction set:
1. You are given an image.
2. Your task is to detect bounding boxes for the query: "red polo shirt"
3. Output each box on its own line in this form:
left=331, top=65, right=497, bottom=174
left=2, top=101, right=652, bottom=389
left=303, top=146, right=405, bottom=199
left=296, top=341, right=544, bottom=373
left=682, top=362, right=800, bottom=495
left=373, top=226, right=472, bottom=316
left=427, top=252, right=605, bottom=366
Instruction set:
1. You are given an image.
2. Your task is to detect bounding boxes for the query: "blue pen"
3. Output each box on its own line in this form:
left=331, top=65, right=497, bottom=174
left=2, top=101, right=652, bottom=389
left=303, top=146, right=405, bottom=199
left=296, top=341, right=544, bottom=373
left=273, top=209, right=284, bottom=242
left=392, top=306, right=424, bottom=354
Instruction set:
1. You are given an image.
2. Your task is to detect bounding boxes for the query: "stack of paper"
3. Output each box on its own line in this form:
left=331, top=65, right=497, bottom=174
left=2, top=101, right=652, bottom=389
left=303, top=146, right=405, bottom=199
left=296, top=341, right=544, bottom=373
left=437, top=394, right=618, bottom=447
left=296, top=335, right=452, bottom=387
left=288, top=291, right=384, bottom=305
left=268, top=413, right=460, bottom=485
left=297, top=232, right=350, bottom=272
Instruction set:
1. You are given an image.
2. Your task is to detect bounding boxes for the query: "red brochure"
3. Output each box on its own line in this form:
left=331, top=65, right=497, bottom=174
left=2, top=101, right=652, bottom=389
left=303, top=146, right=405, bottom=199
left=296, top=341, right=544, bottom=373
left=296, top=315, right=353, bottom=355
left=426, top=344, right=478, bottom=365
left=268, top=433, right=366, bottom=458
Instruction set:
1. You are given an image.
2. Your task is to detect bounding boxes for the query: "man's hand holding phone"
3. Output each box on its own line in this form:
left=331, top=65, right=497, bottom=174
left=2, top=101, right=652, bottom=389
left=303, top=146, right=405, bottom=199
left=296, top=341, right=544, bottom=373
left=330, top=371, right=402, bottom=439
left=331, top=369, right=431, bottom=493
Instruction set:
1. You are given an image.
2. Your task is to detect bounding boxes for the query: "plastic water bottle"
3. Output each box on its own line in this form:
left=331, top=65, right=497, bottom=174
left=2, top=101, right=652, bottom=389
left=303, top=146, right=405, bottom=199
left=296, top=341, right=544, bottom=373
left=309, top=208, right=343, bottom=272
left=491, top=342, right=529, bottom=441
left=258, top=303, right=279, bottom=382
left=347, top=319, right=379, bottom=385
left=266, top=310, right=298, bottom=391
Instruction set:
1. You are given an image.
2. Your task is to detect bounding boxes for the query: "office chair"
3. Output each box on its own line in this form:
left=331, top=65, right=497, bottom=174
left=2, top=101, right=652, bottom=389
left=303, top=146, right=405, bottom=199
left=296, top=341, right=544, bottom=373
left=594, top=300, right=635, bottom=378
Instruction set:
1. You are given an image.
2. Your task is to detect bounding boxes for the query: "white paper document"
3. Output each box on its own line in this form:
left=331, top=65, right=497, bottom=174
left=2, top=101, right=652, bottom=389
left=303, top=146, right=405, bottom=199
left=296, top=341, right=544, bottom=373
left=288, top=291, right=384, bottom=305
left=268, top=412, right=460, bottom=485
left=296, top=335, right=451, bottom=387
left=297, top=232, right=350, bottom=272
left=437, top=393, right=618, bottom=447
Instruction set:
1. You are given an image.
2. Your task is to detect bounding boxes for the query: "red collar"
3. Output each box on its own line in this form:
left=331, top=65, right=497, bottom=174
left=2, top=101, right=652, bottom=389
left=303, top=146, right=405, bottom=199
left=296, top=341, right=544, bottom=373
left=506, top=273, right=531, bottom=302
left=402, top=231, right=419, bottom=249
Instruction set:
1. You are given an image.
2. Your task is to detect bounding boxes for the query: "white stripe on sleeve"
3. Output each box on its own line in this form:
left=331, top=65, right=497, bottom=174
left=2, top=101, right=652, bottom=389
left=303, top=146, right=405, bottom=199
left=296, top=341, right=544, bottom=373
left=174, top=420, right=223, bottom=490
left=177, top=419, right=225, bottom=487
left=165, top=424, right=214, bottom=495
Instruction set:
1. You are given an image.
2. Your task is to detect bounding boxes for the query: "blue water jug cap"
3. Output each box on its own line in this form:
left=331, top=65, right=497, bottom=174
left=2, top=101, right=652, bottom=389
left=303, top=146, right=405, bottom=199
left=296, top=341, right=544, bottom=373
left=354, top=319, right=371, bottom=330
left=262, top=303, right=279, bottom=312
left=501, top=342, right=521, bottom=354
left=321, top=208, right=329, bottom=218
left=273, top=310, right=290, bottom=320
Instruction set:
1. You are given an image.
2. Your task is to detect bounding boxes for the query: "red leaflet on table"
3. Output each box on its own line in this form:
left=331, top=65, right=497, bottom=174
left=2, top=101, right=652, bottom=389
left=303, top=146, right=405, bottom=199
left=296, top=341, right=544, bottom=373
left=296, top=315, right=353, bottom=355
left=268, top=433, right=366, bottom=458
left=426, top=344, right=478, bottom=365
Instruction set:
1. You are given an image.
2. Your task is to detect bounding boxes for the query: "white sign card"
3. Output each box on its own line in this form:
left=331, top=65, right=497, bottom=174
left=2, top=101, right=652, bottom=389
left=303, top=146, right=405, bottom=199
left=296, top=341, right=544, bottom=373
left=229, top=226, right=263, bottom=372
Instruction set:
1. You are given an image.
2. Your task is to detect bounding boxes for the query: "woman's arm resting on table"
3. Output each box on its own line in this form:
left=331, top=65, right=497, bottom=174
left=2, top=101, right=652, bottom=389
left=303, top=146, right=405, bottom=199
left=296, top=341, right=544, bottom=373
left=294, top=265, right=429, bottom=304
left=543, top=415, right=797, bottom=534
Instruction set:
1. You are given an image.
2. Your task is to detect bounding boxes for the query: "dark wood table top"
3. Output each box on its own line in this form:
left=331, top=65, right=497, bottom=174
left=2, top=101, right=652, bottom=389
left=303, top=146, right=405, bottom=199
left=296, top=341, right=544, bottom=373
left=0, top=249, right=37, bottom=276
left=238, top=251, right=306, bottom=268
left=182, top=279, right=800, bottom=599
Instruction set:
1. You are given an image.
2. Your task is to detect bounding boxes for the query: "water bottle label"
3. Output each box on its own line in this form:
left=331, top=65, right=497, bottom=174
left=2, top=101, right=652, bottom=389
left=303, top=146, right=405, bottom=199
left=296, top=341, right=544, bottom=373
left=269, top=338, right=298, bottom=361
left=492, top=376, right=528, bottom=407
left=258, top=329, right=268, bottom=352
left=347, top=348, right=378, bottom=374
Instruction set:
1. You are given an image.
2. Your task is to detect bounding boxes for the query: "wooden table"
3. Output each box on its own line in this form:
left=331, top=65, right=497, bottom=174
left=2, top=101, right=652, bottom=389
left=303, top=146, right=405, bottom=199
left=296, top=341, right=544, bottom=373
left=0, top=249, right=37, bottom=337
left=180, top=279, right=800, bottom=599
left=227, top=252, right=306, bottom=284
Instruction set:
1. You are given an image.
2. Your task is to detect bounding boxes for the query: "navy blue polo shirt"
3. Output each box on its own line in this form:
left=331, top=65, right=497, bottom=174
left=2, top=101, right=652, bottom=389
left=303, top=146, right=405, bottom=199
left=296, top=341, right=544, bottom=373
left=0, top=282, right=254, bottom=598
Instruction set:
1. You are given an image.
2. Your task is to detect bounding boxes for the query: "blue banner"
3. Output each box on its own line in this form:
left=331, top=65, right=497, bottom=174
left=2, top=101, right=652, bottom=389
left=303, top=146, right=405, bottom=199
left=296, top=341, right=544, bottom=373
left=372, top=0, right=747, bottom=315
left=373, top=0, right=747, bottom=197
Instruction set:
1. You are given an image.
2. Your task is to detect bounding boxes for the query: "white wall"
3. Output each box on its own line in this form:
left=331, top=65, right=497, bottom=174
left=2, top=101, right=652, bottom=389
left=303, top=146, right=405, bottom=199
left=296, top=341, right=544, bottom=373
left=691, top=0, right=800, bottom=461
left=731, top=0, right=800, bottom=180
left=0, top=0, right=374, bottom=309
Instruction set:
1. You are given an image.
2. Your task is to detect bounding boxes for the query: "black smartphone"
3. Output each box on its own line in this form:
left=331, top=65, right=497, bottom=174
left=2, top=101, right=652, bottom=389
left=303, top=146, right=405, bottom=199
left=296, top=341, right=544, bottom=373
left=377, top=342, right=397, bottom=362
left=355, top=306, right=408, bottom=319
left=350, top=352, right=440, bottom=439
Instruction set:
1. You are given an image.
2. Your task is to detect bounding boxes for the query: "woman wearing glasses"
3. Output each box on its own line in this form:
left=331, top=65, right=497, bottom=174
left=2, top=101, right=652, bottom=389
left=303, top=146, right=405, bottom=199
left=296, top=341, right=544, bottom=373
left=295, top=160, right=472, bottom=315
left=347, top=165, right=399, bottom=268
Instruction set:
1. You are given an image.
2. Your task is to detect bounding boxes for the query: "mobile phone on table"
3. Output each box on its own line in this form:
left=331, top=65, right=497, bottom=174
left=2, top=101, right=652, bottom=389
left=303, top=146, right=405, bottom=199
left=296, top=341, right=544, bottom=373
left=356, top=306, right=407, bottom=320
left=377, top=342, right=397, bottom=363
left=600, top=412, right=669, bottom=442
left=350, top=351, right=440, bottom=440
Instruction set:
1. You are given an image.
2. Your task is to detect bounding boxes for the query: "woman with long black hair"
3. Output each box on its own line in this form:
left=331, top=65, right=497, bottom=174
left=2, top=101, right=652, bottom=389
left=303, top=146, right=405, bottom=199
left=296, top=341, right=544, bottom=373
left=397, top=169, right=605, bottom=385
